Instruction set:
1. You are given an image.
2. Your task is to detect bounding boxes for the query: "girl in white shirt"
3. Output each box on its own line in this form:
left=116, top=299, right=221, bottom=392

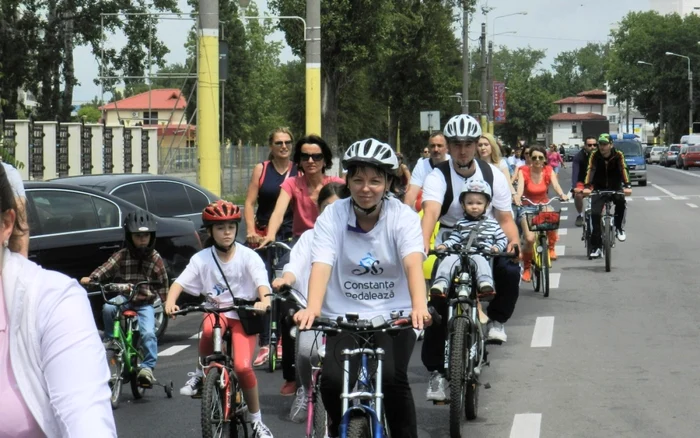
left=165, top=200, right=274, bottom=438
left=271, top=182, right=349, bottom=423
left=294, top=139, right=431, bottom=438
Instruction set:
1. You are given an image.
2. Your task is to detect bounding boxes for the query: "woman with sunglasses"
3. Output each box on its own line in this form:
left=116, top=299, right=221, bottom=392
left=513, top=145, right=569, bottom=282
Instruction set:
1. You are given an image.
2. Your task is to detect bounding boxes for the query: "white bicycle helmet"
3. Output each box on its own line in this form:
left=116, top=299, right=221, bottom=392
left=459, top=179, right=492, bottom=202
left=342, top=138, right=399, bottom=172
left=444, top=114, right=482, bottom=142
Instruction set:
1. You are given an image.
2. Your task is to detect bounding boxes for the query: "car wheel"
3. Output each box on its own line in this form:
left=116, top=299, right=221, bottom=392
left=153, top=297, right=169, bottom=340
left=638, top=180, right=647, bottom=186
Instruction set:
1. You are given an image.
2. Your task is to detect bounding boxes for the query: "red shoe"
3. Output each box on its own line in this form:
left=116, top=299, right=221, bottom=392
left=280, top=381, right=297, bottom=396
left=253, top=346, right=269, bottom=367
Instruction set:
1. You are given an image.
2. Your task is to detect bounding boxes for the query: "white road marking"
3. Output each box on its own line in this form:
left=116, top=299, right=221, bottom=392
left=688, top=203, right=699, bottom=209
left=652, top=184, right=677, bottom=197
left=558, top=228, right=567, bottom=236
left=189, top=332, right=202, bottom=340
left=159, top=345, right=190, bottom=356
left=560, top=215, right=568, bottom=220
left=644, top=197, right=661, bottom=201
left=531, top=317, right=555, bottom=348
left=664, top=167, right=700, bottom=179
left=626, top=197, right=634, bottom=201
left=510, top=413, right=542, bottom=438
left=673, top=196, right=689, bottom=200
left=555, top=245, right=565, bottom=256
left=550, top=273, right=560, bottom=289
left=561, top=207, right=569, bottom=211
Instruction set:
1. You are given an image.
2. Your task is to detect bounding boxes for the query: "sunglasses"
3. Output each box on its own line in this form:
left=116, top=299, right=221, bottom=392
left=300, top=152, right=325, bottom=162
left=531, top=155, right=546, bottom=161
left=274, top=140, right=293, bottom=147
left=585, top=143, right=598, bottom=147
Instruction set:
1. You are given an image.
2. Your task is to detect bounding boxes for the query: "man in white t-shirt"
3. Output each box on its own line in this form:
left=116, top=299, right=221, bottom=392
left=2, top=161, right=29, bottom=256
left=403, top=132, right=451, bottom=209
left=421, top=114, right=522, bottom=402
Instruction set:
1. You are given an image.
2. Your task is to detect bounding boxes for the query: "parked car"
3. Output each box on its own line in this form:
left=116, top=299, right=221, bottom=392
left=564, top=145, right=580, bottom=162
left=649, top=146, right=666, bottom=164
left=680, top=145, right=700, bottom=169
left=25, top=182, right=203, bottom=339
left=661, top=144, right=681, bottom=167
left=615, top=140, right=647, bottom=186
left=644, top=145, right=655, bottom=162
left=49, top=174, right=241, bottom=243
left=678, top=145, right=690, bottom=168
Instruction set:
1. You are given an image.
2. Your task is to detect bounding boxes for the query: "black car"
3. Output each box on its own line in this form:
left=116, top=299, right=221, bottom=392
left=25, top=182, right=203, bottom=338
left=49, top=174, right=245, bottom=242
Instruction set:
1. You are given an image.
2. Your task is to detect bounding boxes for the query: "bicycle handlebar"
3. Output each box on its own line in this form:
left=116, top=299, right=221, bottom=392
left=256, top=241, right=293, bottom=252
left=86, top=281, right=160, bottom=305
left=169, top=301, right=266, bottom=317
left=429, top=243, right=520, bottom=259
left=267, top=284, right=308, bottom=309
left=521, top=196, right=562, bottom=206
left=307, top=307, right=441, bottom=333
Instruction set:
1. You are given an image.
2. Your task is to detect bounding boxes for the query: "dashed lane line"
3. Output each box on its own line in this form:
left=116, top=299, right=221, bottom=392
left=555, top=245, right=565, bottom=256
left=159, top=345, right=190, bottom=357
left=644, top=197, right=661, bottom=201
left=688, top=203, right=699, bottom=209
left=558, top=228, right=568, bottom=236
left=652, top=183, right=677, bottom=197
left=531, top=317, right=555, bottom=348
left=549, top=273, right=560, bottom=289
left=510, top=413, right=542, bottom=438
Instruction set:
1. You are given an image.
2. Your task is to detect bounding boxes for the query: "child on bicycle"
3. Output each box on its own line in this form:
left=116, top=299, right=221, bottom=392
left=80, top=210, right=168, bottom=387
left=270, top=182, right=349, bottom=423
left=164, top=200, right=274, bottom=438
left=430, top=179, right=507, bottom=299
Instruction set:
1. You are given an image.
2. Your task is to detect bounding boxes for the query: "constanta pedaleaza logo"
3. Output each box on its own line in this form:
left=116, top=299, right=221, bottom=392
left=352, top=252, right=384, bottom=276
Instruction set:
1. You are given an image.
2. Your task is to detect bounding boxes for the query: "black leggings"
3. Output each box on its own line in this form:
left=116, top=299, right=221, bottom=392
left=590, top=193, right=626, bottom=249
left=320, top=329, right=417, bottom=438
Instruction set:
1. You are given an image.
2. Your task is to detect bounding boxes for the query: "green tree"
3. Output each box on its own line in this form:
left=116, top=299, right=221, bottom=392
left=77, top=104, right=101, bottom=122
left=269, top=0, right=394, bottom=154
left=549, top=43, right=609, bottom=98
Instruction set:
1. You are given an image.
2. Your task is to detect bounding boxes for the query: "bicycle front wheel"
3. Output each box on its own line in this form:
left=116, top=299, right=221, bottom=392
left=311, top=382, right=327, bottom=438
left=201, top=368, right=231, bottom=438
left=346, top=415, right=371, bottom=438
left=541, top=235, right=550, bottom=298
left=449, top=317, right=468, bottom=438
left=105, top=344, right=123, bottom=409
left=604, top=218, right=612, bottom=272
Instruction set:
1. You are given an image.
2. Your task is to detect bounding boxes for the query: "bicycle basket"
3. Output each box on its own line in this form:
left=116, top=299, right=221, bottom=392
left=525, top=210, right=561, bottom=231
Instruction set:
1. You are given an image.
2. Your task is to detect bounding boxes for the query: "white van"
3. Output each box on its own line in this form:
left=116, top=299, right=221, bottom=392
left=679, top=134, right=700, bottom=145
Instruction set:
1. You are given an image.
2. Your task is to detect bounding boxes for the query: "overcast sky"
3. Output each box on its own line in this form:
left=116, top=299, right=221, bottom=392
left=72, top=0, right=651, bottom=103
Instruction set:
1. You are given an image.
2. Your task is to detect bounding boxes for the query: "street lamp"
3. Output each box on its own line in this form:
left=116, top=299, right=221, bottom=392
left=666, top=51, right=693, bottom=134
left=492, top=12, right=527, bottom=46
left=637, top=60, right=653, bottom=67
left=493, top=31, right=517, bottom=37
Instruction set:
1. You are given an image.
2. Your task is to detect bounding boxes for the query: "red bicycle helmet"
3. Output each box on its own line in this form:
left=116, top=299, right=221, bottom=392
left=202, top=200, right=242, bottom=226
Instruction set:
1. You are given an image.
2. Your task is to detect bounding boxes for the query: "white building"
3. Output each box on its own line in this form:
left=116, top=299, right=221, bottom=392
left=650, top=0, right=700, bottom=15
left=548, top=89, right=608, bottom=146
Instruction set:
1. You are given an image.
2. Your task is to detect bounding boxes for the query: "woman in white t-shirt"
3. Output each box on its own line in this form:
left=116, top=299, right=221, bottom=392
left=164, top=200, right=274, bottom=438
left=294, top=139, right=431, bottom=438
left=270, top=182, right=349, bottom=423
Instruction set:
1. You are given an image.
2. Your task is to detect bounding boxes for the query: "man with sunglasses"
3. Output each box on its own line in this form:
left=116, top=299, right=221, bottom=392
left=583, top=133, right=632, bottom=259
left=572, top=136, right=598, bottom=227
left=404, top=132, right=451, bottom=209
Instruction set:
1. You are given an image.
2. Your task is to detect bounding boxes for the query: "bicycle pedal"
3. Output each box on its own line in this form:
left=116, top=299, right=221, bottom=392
left=484, top=382, right=491, bottom=389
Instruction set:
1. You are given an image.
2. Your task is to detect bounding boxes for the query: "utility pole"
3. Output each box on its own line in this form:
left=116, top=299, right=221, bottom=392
left=306, top=0, right=321, bottom=135
left=461, top=1, right=469, bottom=114
left=197, top=0, right=221, bottom=195
left=487, top=40, right=494, bottom=134
left=479, top=23, right=488, bottom=131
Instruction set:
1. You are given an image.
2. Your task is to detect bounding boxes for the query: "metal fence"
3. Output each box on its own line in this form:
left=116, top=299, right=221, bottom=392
left=159, top=145, right=270, bottom=199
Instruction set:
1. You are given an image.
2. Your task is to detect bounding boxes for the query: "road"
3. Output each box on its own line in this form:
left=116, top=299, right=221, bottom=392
left=114, top=164, right=700, bottom=437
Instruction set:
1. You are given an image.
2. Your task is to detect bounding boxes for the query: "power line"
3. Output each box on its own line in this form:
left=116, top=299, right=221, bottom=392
left=497, top=34, right=606, bottom=43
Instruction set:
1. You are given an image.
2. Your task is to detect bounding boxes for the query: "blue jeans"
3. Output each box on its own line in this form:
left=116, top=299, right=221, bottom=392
left=103, top=296, right=158, bottom=370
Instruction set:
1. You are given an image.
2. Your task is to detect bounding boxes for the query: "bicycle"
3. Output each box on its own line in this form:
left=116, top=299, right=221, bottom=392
left=89, top=281, right=174, bottom=409
left=583, top=190, right=625, bottom=272
left=522, top=196, right=562, bottom=298
left=308, top=309, right=438, bottom=438
left=274, top=284, right=327, bottom=438
left=256, top=240, right=293, bottom=373
left=429, top=243, right=518, bottom=438
left=171, top=299, right=265, bottom=438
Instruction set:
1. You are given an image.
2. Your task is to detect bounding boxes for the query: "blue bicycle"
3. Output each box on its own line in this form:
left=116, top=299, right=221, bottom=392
left=309, top=309, right=438, bottom=438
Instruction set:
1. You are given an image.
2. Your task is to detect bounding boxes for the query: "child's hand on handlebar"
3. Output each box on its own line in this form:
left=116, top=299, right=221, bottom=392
left=79, top=277, right=91, bottom=285
left=165, top=303, right=180, bottom=318
left=271, top=278, right=289, bottom=290
left=254, top=300, right=271, bottom=314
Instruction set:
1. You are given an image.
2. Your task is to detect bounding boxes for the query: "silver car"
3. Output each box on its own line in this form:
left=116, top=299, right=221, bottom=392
left=649, top=146, right=666, bottom=164
left=661, top=144, right=681, bottom=167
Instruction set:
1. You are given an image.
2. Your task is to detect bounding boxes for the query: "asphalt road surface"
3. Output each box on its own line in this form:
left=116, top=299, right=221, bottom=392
left=113, top=164, right=700, bottom=437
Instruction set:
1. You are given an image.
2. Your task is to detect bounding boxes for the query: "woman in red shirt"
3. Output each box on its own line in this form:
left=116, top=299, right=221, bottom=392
left=513, top=145, right=568, bottom=282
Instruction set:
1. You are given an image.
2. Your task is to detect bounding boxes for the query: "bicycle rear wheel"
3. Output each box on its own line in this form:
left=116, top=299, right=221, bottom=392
left=449, top=317, right=468, bottom=438
left=604, top=217, right=612, bottom=272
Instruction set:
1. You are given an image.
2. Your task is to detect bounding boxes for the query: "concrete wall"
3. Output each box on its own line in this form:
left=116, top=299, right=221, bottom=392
left=2, top=120, right=159, bottom=180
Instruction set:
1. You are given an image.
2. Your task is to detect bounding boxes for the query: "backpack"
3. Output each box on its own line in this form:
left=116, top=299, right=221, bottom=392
left=436, top=158, right=494, bottom=218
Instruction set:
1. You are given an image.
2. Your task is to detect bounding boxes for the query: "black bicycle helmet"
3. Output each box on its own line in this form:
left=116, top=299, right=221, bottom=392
left=124, top=210, right=157, bottom=258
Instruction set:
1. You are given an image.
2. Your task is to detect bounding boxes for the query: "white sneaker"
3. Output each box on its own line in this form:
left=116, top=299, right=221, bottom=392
left=590, top=248, right=602, bottom=258
left=179, top=369, right=204, bottom=397
left=252, top=420, right=274, bottom=438
left=426, top=371, right=448, bottom=401
left=487, top=321, right=507, bottom=343
left=289, top=386, right=308, bottom=423
left=430, top=280, right=448, bottom=296
left=616, top=229, right=627, bottom=242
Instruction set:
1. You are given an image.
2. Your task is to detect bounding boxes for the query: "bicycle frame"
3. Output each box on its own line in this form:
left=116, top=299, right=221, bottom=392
left=339, top=346, right=386, bottom=438
left=202, top=311, right=236, bottom=422
left=111, top=310, right=143, bottom=375
left=305, top=336, right=326, bottom=438
left=443, top=251, right=478, bottom=372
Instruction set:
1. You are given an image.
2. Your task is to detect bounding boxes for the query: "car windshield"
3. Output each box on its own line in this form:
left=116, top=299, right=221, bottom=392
left=616, top=141, right=642, bottom=156
left=670, top=145, right=681, bottom=152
